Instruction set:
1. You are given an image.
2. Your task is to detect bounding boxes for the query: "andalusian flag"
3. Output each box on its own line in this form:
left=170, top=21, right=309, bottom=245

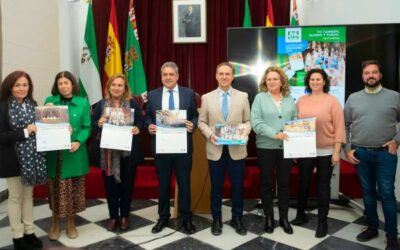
left=103, top=0, right=122, bottom=89
left=78, top=1, right=101, bottom=105
left=124, top=0, right=147, bottom=98
left=242, top=0, right=252, bottom=27
left=266, top=0, right=275, bottom=27
left=290, top=0, right=300, bottom=25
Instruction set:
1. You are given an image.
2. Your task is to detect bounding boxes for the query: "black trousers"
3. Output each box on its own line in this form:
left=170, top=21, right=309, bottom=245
left=155, top=154, right=192, bottom=220
left=297, top=155, right=333, bottom=221
left=257, top=148, right=292, bottom=217
left=102, top=157, right=136, bottom=219
left=209, top=146, right=246, bottom=219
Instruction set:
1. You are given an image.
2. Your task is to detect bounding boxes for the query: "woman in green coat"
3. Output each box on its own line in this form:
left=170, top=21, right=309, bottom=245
left=45, top=71, right=91, bottom=240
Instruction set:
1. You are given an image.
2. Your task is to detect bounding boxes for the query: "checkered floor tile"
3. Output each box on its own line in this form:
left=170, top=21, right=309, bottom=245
left=0, top=198, right=395, bottom=249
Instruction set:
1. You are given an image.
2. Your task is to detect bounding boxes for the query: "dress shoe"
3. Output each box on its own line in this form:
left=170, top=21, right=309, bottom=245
left=356, top=227, right=378, bottom=242
left=13, top=237, right=34, bottom=250
left=120, top=217, right=130, bottom=231
left=211, top=219, right=223, bottom=236
left=315, top=220, right=328, bottom=238
left=386, top=236, right=400, bottom=250
left=66, top=215, right=79, bottom=239
left=23, top=233, right=43, bottom=249
left=151, top=218, right=169, bottom=233
left=182, top=220, right=197, bottom=234
left=106, top=219, right=119, bottom=231
left=291, top=211, right=308, bottom=225
left=230, top=217, right=247, bottom=235
left=265, top=216, right=275, bottom=233
left=279, top=218, right=293, bottom=234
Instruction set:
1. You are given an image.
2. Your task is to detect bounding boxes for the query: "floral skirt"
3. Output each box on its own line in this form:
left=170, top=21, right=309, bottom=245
left=48, top=153, right=86, bottom=217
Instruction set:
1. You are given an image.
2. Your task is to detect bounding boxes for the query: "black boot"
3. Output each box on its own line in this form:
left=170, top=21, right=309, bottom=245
left=265, top=215, right=274, bottom=233
left=291, top=210, right=308, bottom=225
left=315, top=220, right=328, bottom=238
left=13, top=237, right=34, bottom=250
left=279, top=217, right=293, bottom=234
left=23, top=233, right=43, bottom=249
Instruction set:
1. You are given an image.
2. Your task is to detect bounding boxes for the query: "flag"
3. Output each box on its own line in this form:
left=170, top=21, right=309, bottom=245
left=124, top=0, right=147, bottom=98
left=266, top=0, right=275, bottom=27
left=78, top=1, right=101, bottom=105
left=242, top=0, right=252, bottom=27
left=103, top=0, right=123, bottom=90
left=290, top=0, right=300, bottom=25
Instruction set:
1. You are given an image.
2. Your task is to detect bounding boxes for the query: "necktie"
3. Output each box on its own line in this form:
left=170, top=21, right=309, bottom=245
left=222, top=92, right=228, bottom=120
left=168, top=89, right=175, bottom=110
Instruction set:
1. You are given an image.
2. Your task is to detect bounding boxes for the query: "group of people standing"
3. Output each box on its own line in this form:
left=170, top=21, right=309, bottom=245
left=0, top=59, right=399, bottom=250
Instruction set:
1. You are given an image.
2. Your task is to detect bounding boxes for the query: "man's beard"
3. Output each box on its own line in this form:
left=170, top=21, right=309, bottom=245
left=363, top=77, right=381, bottom=89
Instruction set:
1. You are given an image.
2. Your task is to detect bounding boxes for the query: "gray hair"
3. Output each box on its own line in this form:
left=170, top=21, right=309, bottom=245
left=161, top=62, right=179, bottom=74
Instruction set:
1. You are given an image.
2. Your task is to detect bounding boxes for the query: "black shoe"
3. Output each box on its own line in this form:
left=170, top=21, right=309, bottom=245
left=230, top=217, right=247, bottom=235
left=279, top=218, right=293, bottom=234
left=265, top=216, right=274, bottom=234
left=211, top=219, right=223, bottom=236
left=315, top=221, right=328, bottom=238
left=23, top=234, right=43, bottom=249
left=356, top=227, right=379, bottom=242
left=13, top=237, right=34, bottom=250
left=151, top=218, right=169, bottom=233
left=182, top=220, right=196, bottom=234
left=291, top=211, right=308, bottom=225
left=386, top=236, right=400, bottom=250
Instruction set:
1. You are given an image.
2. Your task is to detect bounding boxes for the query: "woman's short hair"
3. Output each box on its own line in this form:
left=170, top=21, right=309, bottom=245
left=259, top=66, right=290, bottom=97
left=0, top=70, right=36, bottom=103
left=51, top=71, right=80, bottom=96
left=104, top=74, right=132, bottom=101
left=304, top=68, right=330, bottom=93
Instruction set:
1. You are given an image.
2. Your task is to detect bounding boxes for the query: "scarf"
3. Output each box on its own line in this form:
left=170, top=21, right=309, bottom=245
left=8, top=97, right=47, bottom=185
left=100, top=98, right=131, bottom=183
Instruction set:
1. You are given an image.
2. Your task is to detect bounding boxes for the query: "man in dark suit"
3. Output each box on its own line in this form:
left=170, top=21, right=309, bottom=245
left=145, top=62, right=198, bottom=234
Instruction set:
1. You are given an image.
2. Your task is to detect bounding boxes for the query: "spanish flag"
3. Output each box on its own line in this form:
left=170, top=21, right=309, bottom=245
left=103, top=0, right=123, bottom=90
left=266, top=0, right=275, bottom=27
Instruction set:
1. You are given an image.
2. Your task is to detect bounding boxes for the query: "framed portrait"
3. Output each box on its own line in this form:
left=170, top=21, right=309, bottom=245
left=172, top=0, right=207, bottom=43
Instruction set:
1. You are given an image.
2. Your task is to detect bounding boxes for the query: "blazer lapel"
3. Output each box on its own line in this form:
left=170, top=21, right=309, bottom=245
left=152, top=88, right=162, bottom=111
left=213, top=90, right=225, bottom=122
left=178, top=86, right=185, bottom=110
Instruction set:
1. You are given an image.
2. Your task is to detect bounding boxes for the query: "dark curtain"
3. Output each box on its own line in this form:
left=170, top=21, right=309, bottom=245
left=92, top=0, right=290, bottom=95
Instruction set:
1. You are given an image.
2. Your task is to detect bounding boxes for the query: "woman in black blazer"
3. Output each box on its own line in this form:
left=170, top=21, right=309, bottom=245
left=91, top=74, right=144, bottom=232
left=0, top=71, right=46, bottom=250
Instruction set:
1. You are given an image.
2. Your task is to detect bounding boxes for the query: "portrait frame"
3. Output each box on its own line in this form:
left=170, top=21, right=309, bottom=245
left=172, top=0, right=207, bottom=43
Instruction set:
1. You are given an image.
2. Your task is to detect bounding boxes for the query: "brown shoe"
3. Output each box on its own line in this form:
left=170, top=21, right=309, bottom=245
left=48, top=214, right=60, bottom=240
left=66, top=215, right=78, bottom=239
left=120, top=217, right=129, bottom=231
left=106, top=219, right=119, bottom=231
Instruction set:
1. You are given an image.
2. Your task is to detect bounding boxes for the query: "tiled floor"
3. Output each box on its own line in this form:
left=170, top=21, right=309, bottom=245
left=0, top=198, right=395, bottom=249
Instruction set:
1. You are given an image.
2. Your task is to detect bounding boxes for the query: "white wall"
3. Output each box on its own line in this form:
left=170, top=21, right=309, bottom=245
left=1, top=0, right=60, bottom=105
left=0, top=0, right=60, bottom=193
left=298, top=0, right=400, bottom=25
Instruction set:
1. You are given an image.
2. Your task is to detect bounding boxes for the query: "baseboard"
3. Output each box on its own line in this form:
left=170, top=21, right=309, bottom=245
left=0, top=189, right=8, bottom=203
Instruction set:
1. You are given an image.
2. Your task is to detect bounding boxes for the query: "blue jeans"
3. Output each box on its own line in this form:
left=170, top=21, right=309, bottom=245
left=354, top=146, right=398, bottom=237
